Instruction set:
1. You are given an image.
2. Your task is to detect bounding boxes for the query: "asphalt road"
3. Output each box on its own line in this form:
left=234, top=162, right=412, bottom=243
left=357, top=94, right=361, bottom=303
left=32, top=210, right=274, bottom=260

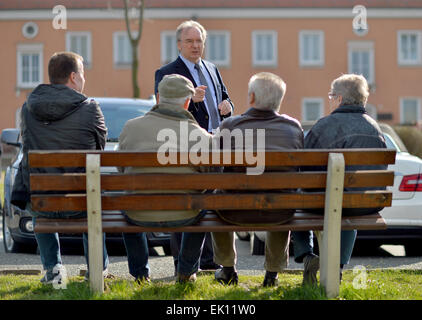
left=1, top=215, right=421, bottom=281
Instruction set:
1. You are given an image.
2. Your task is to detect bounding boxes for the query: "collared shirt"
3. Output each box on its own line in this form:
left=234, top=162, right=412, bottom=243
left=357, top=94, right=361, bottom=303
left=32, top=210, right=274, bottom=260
left=179, top=54, right=219, bottom=131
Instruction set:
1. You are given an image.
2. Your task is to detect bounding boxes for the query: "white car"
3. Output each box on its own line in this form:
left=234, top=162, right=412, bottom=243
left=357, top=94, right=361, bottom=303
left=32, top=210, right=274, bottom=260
left=239, top=123, right=422, bottom=256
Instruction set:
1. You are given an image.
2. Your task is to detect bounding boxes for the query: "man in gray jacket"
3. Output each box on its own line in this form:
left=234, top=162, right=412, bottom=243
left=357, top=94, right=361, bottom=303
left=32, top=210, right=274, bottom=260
left=12, top=52, right=109, bottom=284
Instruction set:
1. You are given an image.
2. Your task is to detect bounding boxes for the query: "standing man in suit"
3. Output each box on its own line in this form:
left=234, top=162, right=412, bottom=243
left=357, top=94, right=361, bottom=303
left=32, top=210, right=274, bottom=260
left=155, top=20, right=234, bottom=276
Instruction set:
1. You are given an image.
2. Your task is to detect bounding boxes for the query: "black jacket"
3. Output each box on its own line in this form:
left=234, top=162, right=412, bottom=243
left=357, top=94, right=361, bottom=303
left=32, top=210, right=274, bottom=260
left=11, top=84, right=107, bottom=209
left=154, top=57, right=233, bottom=131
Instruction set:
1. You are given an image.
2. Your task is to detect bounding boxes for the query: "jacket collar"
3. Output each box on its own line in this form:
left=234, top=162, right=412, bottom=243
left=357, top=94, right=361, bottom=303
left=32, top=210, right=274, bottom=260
left=149, top=102, right=197, bottom=121
left=243, top=107, right=279, bottom=118
left=331, top=104, right=366, bottom=114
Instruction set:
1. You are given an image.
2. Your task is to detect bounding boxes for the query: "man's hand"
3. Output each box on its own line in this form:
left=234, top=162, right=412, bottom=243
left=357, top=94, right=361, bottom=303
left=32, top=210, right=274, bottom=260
left=192, top=85, right=207, bottom=103
left=218, top=100, right=232, bottom=116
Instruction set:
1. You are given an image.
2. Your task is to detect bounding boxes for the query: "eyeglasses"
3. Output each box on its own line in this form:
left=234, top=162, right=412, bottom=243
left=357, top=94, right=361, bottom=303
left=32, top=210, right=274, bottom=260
left=328, top=92, right=337, bottom=99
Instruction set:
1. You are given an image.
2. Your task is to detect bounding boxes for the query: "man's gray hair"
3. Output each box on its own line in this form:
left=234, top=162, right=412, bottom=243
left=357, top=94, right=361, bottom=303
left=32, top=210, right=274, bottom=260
left=248, top=72, right=286, bottom=112
left=159, top=95, right=192, bottom=106
left=331, top=74, right=369, bottom=106
left=176, top=20, right=207, bottom=42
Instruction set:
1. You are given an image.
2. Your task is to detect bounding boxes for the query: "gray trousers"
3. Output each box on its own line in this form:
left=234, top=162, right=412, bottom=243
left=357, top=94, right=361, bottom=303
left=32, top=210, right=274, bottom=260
left=211, top=231, right=290, bottom=272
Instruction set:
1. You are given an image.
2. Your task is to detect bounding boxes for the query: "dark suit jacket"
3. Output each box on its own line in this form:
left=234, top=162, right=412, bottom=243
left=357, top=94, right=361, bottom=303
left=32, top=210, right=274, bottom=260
left=155, top=56, right=233, bottom=131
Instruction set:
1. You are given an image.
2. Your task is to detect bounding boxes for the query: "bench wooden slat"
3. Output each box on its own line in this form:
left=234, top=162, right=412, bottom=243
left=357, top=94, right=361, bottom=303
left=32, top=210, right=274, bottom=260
left=30, top=170, right=394, bottom=191
left=28, top=149, right=396, bottom=168
left=34, top=212, right=386, bottom=234
left=31, top=191, right=392, bottom=212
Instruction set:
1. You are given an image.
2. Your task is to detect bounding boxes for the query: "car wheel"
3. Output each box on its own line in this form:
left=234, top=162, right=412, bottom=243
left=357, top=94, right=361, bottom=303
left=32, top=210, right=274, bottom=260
left=162, top=243, right=172, bottom=256
left=235, top=232, right=250, bottom=241
left=251, top=232, right=265, bottom=255
left=2, top=206, right=23, bottom=253
left=405, top=242, right=422, bottom=257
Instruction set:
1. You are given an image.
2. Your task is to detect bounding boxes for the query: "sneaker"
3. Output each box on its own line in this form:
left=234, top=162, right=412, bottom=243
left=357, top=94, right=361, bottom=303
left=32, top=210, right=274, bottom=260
left=177, top=273, right=197, bottom=283
left=83, top=268, right=112, bottom=281
left=263, top=271, right=279, bottom=287
left=215, top=267, right=238, bottom=285
left=303, top=254, right=319, bottom=286
left=40, top=264, right=66, bottom=285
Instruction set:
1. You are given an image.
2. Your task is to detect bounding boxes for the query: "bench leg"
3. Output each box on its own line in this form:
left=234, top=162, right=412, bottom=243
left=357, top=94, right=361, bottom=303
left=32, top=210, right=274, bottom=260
left=86, top=154, right=104, bottom=294
left=320, top=153, right=345, bottom=298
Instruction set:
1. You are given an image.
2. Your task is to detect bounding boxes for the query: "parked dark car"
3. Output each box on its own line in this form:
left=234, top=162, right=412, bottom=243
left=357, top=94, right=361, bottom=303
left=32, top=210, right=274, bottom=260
left=1, top=96, right=171, bottom=255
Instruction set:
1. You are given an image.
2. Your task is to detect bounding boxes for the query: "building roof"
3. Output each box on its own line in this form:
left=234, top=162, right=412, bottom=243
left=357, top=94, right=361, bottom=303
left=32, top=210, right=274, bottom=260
left=1, top=0, right=422, bottom=10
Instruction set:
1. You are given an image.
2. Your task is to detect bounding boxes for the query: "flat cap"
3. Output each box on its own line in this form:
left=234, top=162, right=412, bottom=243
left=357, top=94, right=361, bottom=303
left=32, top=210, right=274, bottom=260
left=158, top=74, right=195, bottom=99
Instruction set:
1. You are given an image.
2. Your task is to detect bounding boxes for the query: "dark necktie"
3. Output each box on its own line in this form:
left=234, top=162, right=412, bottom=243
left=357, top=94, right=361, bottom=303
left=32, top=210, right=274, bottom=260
left=194, top=63, right=219, bottom=130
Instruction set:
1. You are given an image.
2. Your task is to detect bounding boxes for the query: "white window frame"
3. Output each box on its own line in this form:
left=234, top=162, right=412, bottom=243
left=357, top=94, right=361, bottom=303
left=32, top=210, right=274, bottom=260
left=299, top=30, right=325, bottom=67
left=16, top=43, right=43, bottom=89
left=65, top=31, right=92, bottom=67
left=397, top=30, right=422, bottom=66
left=400, top=97, right=421, bottom=124
left=113, top=31, right=133, bottom=67
left=348, top=41, right=375, bottom=85
left=302, top=98, right=324, bottom=121
left=160, top=31, right=179, bottom=65
left=252, top=30, right=278, bottom=67
left=205, top=31, right=231, bottom=67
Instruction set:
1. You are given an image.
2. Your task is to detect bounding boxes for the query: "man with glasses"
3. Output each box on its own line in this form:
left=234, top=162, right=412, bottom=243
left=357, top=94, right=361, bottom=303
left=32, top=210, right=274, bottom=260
left=154, top=20, right=234, bottom=278
left=292, top=74, right=387, bottom=286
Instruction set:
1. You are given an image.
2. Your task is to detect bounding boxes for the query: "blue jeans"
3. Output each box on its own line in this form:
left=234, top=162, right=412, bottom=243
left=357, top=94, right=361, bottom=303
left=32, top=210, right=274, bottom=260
left=292, top=230, right=357, bottom=265
left=177, top=232, right=208, bottom=276
left=122, top=233, right=150, bottom=279
left=123, top=210, right=206, bottom=278
left=28, top=204, right=109, bottom=272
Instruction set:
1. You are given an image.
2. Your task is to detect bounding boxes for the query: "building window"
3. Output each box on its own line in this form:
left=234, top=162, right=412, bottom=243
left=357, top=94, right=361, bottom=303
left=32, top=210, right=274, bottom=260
left=206, top=31, right=230, bottom=67
left=299, top=31, right=324, bottom=67
left=252, top=31, right=277, bottom=67
left=348, top=41, right=375, bottom=85
left=400, top=98, right=421, bottom=124
left=66, top=32, right=92, bottom=67
left=17, top=43, right=43, bottom=89
left=113, top=31, right=133, bottom=66
left=161, top=31, right=179, bottom=65
left=398, top=31, right=421, bottom=65
left=302, top=98, right=324, bottom=121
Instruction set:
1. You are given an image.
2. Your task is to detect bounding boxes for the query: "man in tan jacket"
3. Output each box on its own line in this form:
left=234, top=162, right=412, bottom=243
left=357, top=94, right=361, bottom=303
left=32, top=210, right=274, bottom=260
left=118, top=74, right=212, bottom=282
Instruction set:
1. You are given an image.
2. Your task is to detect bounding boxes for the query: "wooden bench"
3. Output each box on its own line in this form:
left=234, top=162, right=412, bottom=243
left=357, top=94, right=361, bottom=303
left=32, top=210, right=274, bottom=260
left=29, top=149, right=395, bottom=297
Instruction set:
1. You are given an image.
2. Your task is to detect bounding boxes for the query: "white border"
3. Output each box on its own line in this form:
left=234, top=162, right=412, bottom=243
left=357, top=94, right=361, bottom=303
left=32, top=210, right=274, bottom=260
left=400, top=97, right=421, bottom=124
left=347, top=41, right=375, bottom=85
left=252, top=30, right=278, bottom=68
left=302, top=97, right=324, bottom=121
left=205, top=31, right=231, bottom=67
left=397, top=30, right=422, bottom=66
left=16, top=43, right=43, bottom=89
left=2, top=8, right=422, bottom=20
left=65, top=31, right=92, bottom=67
left=299, top=30, right=324, bottom=67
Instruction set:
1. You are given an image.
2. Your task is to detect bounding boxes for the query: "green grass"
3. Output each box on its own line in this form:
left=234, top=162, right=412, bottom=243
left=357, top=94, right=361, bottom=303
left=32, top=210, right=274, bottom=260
left=0, top=270, right=421, bottom=300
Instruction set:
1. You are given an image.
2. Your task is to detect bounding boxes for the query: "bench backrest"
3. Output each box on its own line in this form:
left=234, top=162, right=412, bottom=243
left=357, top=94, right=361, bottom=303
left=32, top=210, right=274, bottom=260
left=28, top=149, right=396, bottom=213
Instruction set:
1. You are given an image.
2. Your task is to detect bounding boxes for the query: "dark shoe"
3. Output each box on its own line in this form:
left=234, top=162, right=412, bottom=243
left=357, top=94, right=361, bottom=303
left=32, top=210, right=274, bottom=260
left=200, top=262, right=221, bottom=270
left=135, top=276, right=151, bottom=284
left=263, top=271, right=279, bottom=287
left=177, top=273, right=197, bottom=283
left=215, top=267, right=238, bottom=285
left=303, top=254, right=319, bottom=286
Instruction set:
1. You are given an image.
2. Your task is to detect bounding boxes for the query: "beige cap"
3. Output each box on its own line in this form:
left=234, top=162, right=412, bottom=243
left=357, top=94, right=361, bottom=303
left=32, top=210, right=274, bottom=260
left=158, top=74, right=195, bottom=99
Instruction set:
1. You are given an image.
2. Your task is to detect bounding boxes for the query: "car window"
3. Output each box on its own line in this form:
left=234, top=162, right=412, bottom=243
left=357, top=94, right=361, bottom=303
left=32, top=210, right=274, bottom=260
left=99, top=102, right=152, bottom=141
left=383, top=133, right=405, bottom=153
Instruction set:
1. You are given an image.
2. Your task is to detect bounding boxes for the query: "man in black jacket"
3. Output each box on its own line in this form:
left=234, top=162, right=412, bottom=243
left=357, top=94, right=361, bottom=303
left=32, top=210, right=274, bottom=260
left=155, top=20, right=234, bottom=273
left=12, top=52, right=109, bottom=285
